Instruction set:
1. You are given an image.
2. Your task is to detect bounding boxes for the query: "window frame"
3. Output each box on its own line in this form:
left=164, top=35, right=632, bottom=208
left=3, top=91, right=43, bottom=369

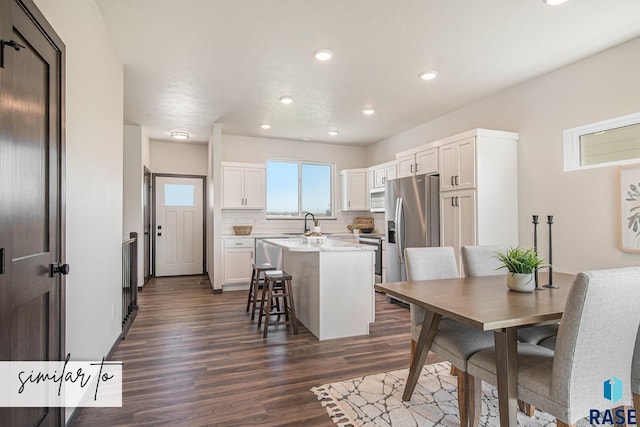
left=563, top=111, right=640, bottom=171
left=265, top=159, right=336, bottom=219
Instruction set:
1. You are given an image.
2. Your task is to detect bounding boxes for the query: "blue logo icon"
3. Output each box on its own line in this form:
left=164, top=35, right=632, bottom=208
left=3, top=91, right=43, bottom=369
left=604, top=377, right=623, bottom=403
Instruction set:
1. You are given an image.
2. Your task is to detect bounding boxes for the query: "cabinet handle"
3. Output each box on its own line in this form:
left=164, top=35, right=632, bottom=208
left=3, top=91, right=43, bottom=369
left=456, top=196, right=460, bottom=206
left=451, top=176, right=455, bottom=186
left=415, top=163, right=418, bottom=172
left=410, top=164, right=414, bottom=174
left=348, top=201, right=351, bottom=208
left=454, top=175, right=459, bottom=186
left=451, top=197, right=455, bottom=207
left=382, top=177, right=385, bottom=184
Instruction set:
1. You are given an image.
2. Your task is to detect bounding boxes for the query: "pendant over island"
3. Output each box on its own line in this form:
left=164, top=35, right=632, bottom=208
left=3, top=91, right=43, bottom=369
left=262, top=237, right=377, bottom=340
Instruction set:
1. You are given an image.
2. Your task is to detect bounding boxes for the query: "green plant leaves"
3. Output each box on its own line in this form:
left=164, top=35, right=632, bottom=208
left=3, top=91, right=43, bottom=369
left=494, top=247, right=549, bottom=274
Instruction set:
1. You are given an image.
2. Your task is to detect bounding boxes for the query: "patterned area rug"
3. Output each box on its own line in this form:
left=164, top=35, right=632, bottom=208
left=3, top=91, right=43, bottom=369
left=311, top=362, right=590, bottom=426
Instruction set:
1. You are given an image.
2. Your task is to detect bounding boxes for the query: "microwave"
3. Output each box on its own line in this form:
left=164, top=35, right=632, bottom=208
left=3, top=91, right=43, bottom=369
left=369, top=188, right=385, bottom=212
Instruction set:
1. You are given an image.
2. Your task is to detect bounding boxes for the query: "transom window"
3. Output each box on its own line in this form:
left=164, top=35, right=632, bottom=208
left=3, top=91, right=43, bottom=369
left=564, top=111, right=640, bottom=171
left=266, top=161, right=334, bottom=218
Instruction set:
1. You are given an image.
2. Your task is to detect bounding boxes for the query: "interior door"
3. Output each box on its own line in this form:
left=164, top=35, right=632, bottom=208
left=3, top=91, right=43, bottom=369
left=143, top=167, right=152, bottom=282
left=155, top=176, right=204, bottom=276
left=0, top=0, right=65, bottom=425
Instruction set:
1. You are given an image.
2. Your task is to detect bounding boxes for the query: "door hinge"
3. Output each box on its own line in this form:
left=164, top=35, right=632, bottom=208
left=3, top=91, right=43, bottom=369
left=49, top=263, right=70, bottom=277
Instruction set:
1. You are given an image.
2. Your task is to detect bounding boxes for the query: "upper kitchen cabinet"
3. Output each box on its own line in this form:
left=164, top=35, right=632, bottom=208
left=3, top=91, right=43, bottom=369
left=221, top=162, right=266, bottom=209
left=396, top=147, right=438, bottom=177
left=372, top=160, right=398, bottom=189
left=439, top=137, right=476, bottom=191
left=340, top=169, right=368, bottom=211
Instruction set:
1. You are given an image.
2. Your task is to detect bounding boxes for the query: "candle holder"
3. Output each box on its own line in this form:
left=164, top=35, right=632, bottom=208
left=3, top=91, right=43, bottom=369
left=532, top=215, right=544, bottom=291
left=543, top=215, right=558, bottom=289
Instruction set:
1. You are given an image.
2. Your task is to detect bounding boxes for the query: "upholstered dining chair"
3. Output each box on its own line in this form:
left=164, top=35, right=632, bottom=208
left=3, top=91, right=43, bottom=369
left=466, top=267, right=640, bottom=427
left=632, top=328, right=640, bottom=410
left=460, top=245, right=559, bottom=346
left=405, top=246, right=496, bottom=426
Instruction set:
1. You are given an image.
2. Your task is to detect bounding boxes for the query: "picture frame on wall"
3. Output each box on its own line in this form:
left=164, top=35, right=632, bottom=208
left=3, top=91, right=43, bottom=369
left=619, top=163, right=640, bottom=253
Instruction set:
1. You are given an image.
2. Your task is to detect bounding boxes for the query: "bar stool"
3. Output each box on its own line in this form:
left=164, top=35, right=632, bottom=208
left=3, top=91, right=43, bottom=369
left=246, top=263, right=275, bottom=320
left=259, top=270, right=298, bottom=338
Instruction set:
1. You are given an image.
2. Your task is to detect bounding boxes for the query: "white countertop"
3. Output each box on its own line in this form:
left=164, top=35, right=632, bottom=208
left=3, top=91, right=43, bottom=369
left=263, top=237, right=377, bottom=252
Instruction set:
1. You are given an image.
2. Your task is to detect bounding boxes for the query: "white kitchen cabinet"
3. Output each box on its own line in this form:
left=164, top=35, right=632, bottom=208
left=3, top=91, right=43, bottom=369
left=440, top=190, right=477, bottom=270
left=366, top=170, right=374, bottom=209
left=372, top=161, right=397, bottom=189
left=340, top=169, right=368, bottom=211
left=397, top=147, right=438, bottom=177
left=439, top=137, right=475, bottom=191
left=221, top=162, right=265, bottom=209
left=438, top=129, right=519, bottom=272
left=222, top=238, right=254, bottom=286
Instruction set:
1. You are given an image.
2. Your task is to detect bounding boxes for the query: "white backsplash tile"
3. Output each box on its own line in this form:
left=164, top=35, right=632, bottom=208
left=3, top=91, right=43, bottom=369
left=220, top=210, right=385, bottom=235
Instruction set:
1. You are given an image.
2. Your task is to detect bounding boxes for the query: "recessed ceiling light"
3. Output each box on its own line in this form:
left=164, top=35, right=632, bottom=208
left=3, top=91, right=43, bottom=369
left=280, top=96, right=293, bottom=104
left=314, top=49, right=333, bottom=61
left=170, top=131, right=189, bottom=140
left=543, top=0, right=567, bottom=5
left=260, top=123, right=271, bottom=129
left=362, top=107, right=376, bottom=116
left=328, top=130, right=339, bottom=136
left=419, top=71, right=438, bottom=81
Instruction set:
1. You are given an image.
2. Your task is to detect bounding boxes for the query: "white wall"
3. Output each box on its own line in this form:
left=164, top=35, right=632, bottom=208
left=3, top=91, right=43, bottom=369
left=123, top=125, right=150, bottom=287
left=367, top=36, right=640, bottom=273
left=150, top=140, right=208, bottom=175
left=34, top=0, right=124, bottom=396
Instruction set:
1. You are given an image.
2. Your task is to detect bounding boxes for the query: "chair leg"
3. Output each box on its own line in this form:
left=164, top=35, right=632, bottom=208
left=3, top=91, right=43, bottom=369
left=556, top=421, right=575, bottom=427
left=257, top=277, right=269, bottom=328
left=286, top=278, right=298, bottom=334
left=246, top=269, right=256, bottom=312
left=451, top=365, right=459, bottom=377
left=518, top=400, right=535, bottom=417
left=457, top=371, right=481, bottom=427
left=634, top=393, right=639, bottom=410
left=262, top=278, right=273, bottom=338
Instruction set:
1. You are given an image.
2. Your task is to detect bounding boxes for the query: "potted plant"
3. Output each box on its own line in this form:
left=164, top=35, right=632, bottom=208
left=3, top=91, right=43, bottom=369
left=313, top=219, right=321, bottom=234
left=494, top=247, right=549, bottom=292
left=352, top=224, right=360, bottom=235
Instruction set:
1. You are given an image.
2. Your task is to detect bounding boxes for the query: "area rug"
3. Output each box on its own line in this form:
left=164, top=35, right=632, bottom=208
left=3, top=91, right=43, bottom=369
left=311, top=362, right=590, bottom=426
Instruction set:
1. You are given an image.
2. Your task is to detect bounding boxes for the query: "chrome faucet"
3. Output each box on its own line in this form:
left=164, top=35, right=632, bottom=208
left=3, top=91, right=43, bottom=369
left=304, top=212, right=316, bottom=233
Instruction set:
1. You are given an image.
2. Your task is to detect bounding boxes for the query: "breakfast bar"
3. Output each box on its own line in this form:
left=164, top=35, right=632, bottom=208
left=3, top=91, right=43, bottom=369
left=263, top=237, right=376, bottom=340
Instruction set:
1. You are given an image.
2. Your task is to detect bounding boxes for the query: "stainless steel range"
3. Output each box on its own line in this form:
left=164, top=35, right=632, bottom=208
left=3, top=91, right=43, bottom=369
left=358, top=235, right=382, bottom=283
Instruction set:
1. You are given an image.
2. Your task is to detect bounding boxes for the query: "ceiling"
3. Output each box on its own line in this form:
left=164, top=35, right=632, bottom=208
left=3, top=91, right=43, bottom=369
left=95, top=0, right=640, bottom=146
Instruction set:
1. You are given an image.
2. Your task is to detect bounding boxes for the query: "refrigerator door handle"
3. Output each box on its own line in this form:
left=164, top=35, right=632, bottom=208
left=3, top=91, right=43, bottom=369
left=395, top=197, right=405, bottom=264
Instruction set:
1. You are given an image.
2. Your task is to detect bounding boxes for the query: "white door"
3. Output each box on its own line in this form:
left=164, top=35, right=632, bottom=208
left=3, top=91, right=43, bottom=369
left=155, top=176, right=204, bottom=276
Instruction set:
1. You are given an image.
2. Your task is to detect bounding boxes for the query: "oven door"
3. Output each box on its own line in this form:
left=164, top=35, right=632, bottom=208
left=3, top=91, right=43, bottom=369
left=358, top=237, right=382, bottom=282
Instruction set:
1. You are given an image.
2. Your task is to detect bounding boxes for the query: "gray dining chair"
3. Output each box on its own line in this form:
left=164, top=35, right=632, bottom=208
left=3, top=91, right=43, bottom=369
left=405, top=246, right=495, bottom=426
left=461, top=245, right=559, bottom=346
left=633, top=328, right=640, bottom=411
left=466, top=267, right=640, bottom=427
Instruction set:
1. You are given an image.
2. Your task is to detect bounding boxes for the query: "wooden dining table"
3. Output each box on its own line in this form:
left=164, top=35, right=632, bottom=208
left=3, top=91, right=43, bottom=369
left=375, top=271, right=575, bottom=427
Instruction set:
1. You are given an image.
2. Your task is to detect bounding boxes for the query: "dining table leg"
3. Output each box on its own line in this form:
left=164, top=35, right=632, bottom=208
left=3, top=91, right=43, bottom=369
left=402, top=310, right=442, bottom=401
left=494, top=328, right=518, bottom=427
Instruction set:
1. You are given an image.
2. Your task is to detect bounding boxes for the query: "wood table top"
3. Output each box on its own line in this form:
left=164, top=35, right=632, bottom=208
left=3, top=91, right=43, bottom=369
left=375, top=272, right=575, bottom=331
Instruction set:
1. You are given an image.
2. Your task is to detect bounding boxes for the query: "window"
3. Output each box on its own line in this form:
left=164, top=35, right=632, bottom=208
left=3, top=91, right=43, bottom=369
left=564, top=111, right=640, bottom=171
left=164, top=184, right=194, bottom=206
left=266, top=161, right=333, bottom=217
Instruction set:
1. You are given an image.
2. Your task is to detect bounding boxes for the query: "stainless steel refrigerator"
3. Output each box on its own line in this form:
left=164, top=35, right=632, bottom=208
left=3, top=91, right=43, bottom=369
left=385, top=174, right=440, bottom=283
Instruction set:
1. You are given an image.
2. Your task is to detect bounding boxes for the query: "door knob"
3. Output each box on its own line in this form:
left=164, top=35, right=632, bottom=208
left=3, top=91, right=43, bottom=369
left=49, top=263, right=70, bottom=277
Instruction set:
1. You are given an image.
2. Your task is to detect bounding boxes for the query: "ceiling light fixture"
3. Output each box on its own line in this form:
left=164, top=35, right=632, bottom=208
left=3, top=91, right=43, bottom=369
left=419, top=71, right=438, bottom=81
left=280, top=96, right=293, bottom=104
left=328, top=130, right=339, bottom=136
left=543, top=0, right=567, bottom=5
left=314, top=49, right=334, bottom=61
left=362, top=107, right=376, bottom=116
left=260, top=123, right=271, bottom=129
left=170, top=131, right=189, bottom=140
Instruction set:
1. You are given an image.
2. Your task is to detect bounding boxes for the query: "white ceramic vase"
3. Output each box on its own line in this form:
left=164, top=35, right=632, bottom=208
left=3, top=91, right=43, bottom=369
left=507, top=272, right=535, bottom=292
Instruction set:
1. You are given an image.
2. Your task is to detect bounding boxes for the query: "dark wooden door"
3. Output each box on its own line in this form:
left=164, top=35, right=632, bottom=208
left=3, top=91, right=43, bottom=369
left=0, top=0, right=65, bottom=425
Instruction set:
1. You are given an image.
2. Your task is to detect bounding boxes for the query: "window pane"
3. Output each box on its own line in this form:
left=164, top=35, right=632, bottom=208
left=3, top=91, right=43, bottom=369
left=301, top=163, right=332, bottom=217
left=266, top=161, right=298, bottom=216
left=164, top=184, right=194, bottom=206
left=580, top=122, right=640, bottom=166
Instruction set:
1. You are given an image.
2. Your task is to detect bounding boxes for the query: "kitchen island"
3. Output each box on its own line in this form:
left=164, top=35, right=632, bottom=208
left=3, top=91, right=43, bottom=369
left=262, top=237, right=376, bottom=340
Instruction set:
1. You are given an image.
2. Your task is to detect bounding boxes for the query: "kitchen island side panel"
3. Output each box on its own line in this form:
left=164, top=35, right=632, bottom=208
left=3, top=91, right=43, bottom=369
left=318, top=250, right=375, bottom=340
left=284, top=251, right=320, bottom=338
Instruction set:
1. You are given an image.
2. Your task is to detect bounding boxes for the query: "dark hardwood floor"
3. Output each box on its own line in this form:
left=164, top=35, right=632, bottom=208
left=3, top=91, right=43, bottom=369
left=75, top=275, right=441, bottom=426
